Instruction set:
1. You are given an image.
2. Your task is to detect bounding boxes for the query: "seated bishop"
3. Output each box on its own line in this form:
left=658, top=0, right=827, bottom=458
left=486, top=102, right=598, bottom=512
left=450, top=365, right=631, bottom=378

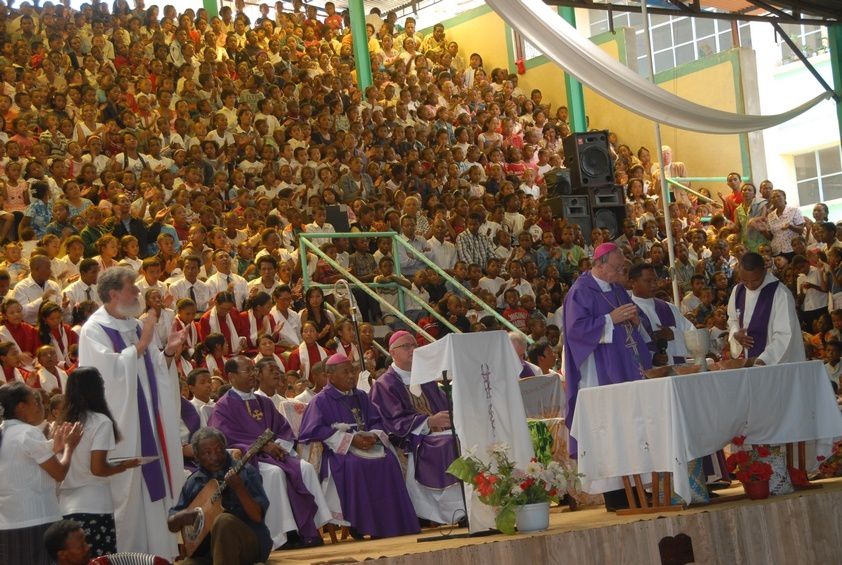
left=298, top=352, right=420, bottom=539
left=370, top=331, right=465, bottom=525
left=209, top=356, right=332, bottom=549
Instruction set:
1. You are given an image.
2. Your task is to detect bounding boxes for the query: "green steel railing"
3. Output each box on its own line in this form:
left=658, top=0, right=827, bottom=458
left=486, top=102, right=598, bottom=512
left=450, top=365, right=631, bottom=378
left=666, top=177, right=715, bottom=204
left=299, top=231, right=533, bottom=344
left=391, top=232, right=533, bottom=344
left=299, top=231, right=457, bottom=335
left=299, top=234, right=436, bottom=342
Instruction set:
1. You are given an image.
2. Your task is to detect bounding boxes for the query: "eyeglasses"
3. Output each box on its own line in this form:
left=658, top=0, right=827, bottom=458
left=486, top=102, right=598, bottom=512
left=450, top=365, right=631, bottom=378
left=393, top=342, right=417, bottom=350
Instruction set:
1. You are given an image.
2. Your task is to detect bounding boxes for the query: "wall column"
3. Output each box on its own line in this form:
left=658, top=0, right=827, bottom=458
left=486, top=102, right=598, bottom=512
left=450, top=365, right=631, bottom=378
left=560, top=7, right=587, bottom=133
left=202, top=0, right=218, bottom=19
left=349, top=0, right=373, bottom=91
left=829, top=24, right=842, bottom=143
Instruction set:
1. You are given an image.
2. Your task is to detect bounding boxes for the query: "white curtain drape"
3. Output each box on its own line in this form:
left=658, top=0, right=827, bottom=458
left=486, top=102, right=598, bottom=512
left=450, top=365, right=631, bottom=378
left=485, top=0, right=831, bottom=134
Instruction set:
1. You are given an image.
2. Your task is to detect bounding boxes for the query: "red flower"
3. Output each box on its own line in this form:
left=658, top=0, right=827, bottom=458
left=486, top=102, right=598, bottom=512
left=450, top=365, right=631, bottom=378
left=548, top=488, right=558, bottom=497
left=817, top=455, right=827, bottom=462
left=789, top=467, right=809, bottom=487
left=520, top=478, right=535, bottom=491
left=732, top=436, right=746, bottom=447
left=734, top=451, right=750, bottom=466
left=755, top=445, right=772, bottom=458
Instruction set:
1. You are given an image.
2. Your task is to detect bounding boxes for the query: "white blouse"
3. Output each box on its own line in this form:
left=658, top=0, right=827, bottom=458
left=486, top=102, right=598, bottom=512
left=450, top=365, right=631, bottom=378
left=58, top=412, right=116, bottom=515
left=0, top=419, right=61, bottom=529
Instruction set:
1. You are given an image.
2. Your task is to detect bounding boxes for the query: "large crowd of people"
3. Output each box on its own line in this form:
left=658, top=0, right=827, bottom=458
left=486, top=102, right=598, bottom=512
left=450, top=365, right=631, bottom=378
left=0, top=0, right=839, bottom=563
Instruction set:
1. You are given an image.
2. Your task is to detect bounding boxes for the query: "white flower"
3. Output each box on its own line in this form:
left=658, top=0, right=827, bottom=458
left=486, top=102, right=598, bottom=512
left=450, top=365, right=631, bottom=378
left=487, top=442, right=510, bottom=456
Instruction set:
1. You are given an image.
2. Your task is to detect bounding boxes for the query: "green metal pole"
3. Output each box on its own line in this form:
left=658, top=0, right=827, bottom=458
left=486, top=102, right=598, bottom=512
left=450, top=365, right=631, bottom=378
left=829, top=24, right=842, bottom=144
left=349, top=0, right=373, bottom=91
left=560, top=7, right=587, bottom=133
left=202, top=0, right=218, bottom=19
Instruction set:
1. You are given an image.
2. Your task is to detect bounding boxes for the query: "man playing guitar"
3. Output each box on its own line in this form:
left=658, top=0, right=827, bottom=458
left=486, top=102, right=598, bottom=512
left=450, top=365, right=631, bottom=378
left=168, top=427, right=273, bottom=564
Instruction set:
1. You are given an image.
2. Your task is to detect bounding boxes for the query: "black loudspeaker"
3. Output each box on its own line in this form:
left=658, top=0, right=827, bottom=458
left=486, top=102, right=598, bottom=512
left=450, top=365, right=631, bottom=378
left=562, top=130, right=615, bottom=190
left=544, top=168, right=572, bottom=196
left=589, top=185, right=626, bottom=240
left=547, top=195, right=593, bottom=244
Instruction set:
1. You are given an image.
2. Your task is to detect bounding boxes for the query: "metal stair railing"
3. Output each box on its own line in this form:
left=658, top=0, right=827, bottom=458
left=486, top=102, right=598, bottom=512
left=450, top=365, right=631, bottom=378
left=299, top=232, right=461, bottom=337
left=391, top=232, right=533, bottom=344
left=298, top=234, right=436, bottom=342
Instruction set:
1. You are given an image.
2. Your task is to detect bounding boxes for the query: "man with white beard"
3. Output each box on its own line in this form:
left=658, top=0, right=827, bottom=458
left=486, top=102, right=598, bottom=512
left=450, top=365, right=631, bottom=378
left=78, top=267, right=187, bottom=558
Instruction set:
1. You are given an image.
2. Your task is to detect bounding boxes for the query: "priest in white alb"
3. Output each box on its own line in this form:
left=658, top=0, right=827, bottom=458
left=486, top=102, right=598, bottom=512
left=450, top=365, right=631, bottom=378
left=629, top=264, right=695, bottom=365
left=78, top=267, right=187, bottom=558
left=727, top=252, right=806, bottom=365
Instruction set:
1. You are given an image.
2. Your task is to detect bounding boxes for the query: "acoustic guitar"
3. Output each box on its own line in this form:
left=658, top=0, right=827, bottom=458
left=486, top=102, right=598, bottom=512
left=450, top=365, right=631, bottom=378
left=181, top=428, right=275, bottom=557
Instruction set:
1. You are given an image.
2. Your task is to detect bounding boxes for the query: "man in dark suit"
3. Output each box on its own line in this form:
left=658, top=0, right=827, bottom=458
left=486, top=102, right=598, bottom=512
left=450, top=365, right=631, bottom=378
left=110, top=193, right=168, bottom=257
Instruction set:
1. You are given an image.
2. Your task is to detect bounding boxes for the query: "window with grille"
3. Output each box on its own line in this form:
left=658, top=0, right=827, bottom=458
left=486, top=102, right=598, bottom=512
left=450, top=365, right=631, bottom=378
left=589, top=5, right=751, bottom=76
left=794, top=147, right=842, bottom=206
left=777, top=23, right=827, bottom=65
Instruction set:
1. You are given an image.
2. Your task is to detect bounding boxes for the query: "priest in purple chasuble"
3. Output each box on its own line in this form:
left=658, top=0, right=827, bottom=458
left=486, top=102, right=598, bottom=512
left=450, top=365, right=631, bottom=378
left=209, top=356, right=332, bottom=548
left=563, top=243, right=652, bottom=451
left=370, top=331, right=465, bottom=525
left=78, top=267, right=189, bottom=558
left=298, top=353, right=421, bottom=539
left=727, top=252, right=806, bottom=365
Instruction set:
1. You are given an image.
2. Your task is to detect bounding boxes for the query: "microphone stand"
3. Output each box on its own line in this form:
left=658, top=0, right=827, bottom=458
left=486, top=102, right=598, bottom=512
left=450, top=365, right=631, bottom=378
left=418, top=370, right=496, bottom=542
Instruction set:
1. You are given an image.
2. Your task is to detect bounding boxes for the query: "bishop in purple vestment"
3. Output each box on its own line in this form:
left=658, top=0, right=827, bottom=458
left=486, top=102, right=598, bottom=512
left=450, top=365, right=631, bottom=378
left=298, top=353, right=420, bottom=539
left=209, top=356, right=330, bottom=547
left=370, top=331, right=465, bottom=524
left=563, top=244, right=652, bottom=452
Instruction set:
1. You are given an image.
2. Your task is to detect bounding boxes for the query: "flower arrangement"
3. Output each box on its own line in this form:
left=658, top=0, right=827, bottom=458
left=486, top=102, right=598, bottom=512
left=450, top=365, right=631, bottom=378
left=817, top=440, right=842, bottom=477
left=725, top=436, right=773, bottom=483
left=447, top=443, right=578, bottom=534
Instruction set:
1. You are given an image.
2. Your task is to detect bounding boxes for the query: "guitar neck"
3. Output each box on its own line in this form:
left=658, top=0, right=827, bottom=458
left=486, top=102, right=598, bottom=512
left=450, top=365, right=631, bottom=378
left=213, top=429, right=275, bottom=500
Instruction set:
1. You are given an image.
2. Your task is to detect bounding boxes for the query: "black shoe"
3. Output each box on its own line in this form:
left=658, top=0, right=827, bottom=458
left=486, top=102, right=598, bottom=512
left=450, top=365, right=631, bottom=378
left=708, top=480, right=732, bottom=491
left=456, top=516, right=468, bottom=528
left=603, top=488, right=651, bottom=512
left=278, top=531, right=302, bottom=550
left=348, top=527, right=366, bottom=540
left=298, top=536, right=325, bottom=548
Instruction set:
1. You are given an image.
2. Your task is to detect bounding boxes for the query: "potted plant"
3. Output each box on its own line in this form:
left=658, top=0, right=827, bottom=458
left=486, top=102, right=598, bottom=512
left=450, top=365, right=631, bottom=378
left=447, top=443, right=579, bottom=534
left=726, top=436, right=773, bottom=500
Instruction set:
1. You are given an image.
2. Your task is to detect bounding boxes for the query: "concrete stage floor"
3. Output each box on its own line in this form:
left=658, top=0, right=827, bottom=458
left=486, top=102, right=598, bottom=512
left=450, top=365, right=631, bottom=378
left=267, top=477, right=842, bottom=564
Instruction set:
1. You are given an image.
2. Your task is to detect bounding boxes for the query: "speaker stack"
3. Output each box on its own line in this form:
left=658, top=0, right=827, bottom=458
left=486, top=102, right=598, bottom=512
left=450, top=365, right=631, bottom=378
left=545, top=130, right=625, bottom=243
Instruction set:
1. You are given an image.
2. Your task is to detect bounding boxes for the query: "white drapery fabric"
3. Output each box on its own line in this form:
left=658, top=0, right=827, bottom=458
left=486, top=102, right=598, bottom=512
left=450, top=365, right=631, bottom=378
left=486, top=0, right=831, bottom=134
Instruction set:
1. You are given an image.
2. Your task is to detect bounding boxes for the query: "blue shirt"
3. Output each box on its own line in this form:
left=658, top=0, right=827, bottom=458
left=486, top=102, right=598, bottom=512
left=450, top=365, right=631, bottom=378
left=24, top=200, right=52, bottom=238
left=169, top=455, right=272, bottom=560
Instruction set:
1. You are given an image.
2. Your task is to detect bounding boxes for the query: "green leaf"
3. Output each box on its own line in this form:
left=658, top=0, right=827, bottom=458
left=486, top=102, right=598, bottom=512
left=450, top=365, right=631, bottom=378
left=447, top=458, right=474, bottom=482
left=496, top=505, right=517, bottom=535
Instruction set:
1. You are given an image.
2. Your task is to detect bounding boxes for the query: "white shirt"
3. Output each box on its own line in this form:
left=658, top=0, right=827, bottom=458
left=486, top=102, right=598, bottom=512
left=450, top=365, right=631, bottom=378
left=0, top=419, right=62, bottom=529
left=255, top=388, right=286, bottom=413
left=167, top=277, right=212, bottom=312
left=10, top=276, right=62, bottom=324
left=135, top=279, right=167, bottom=313
left=797, top=265, right=828, bottom=312
left=304, top=221, right=336, bottom=248
left=726, top=272, right=806, bottom=365
left=38, top=366, right=69, bottom=393
left=247, top=277, right=280, bottom=297
left=189, top=397, right=215, bottom=427
left=427, top=237, right=457, bottom=272
left=62, top=279, right=101, bottom=322
left=270, top=306, right=302, bottom=348
left=58, top=412, right=116, bottom=515
left=206, top=271, right=249, bottom=310
left=631, top=294, right=695, bottom=365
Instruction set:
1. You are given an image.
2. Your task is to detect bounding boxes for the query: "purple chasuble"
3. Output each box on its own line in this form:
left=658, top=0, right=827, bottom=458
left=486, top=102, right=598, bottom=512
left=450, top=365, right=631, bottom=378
left=298, top=384, right=420, bottom=538
left=735, top=281, right=779, bottom=358
left=99, top=324, right=169, bottom=501
left=636, top=298, right=686, bottom=364
left=369, top=366, right=457, bottom=489
left=181, top=398, right=202, bottom=473
left=209, top=390, right=320, bottom=540
left=563, top=272, right=652, bottom=458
